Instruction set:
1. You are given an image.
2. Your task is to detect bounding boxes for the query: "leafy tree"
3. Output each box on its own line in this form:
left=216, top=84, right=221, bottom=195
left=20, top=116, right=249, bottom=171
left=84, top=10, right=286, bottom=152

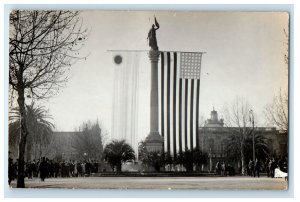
left=137, top=141, right=147, bottom=161
left=9, top=10, right=87, bottom=187
left=142, top=151, right=164, bottom=172
left=103, top=140, right=135, bottom=172
left=9, top=103, right=54, bottom=160
left=72, top=120, right=104, bottom=161
left=138, top=138, right=208, bottom=172
left=244, top=132, right=270, bottom=162
left=193, top=149, right=209, bottom=170
left=174, top=151, right=185, bottom=168
left=174, top=149, right=207, bottom=172
left=182, top=150, right=194, bottom=172
left=164, top=152, right=174, bottom=167
left=225, top=132, right=270, bottom=169
left=138, top=141, right=165, bottom=172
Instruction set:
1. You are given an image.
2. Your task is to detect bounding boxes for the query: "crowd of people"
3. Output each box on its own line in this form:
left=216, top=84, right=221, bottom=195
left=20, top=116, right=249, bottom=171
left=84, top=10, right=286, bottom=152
left=8, top=157, right=101, bottom=184
left=264, top=156, right=288, bottom=178
left=246, top=158, right=262, bottom=177
left=214, top=156, right=288, bottom=178
left=215, top=161, right=235, bottom=176
left=9, top=155, right=288, bottom=184
left=246, top=156, right=288, bottom=178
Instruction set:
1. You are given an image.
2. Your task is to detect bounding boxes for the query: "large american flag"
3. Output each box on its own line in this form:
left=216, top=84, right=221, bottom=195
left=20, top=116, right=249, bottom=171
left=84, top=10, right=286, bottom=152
left=159, top=51, right=203, bottom=159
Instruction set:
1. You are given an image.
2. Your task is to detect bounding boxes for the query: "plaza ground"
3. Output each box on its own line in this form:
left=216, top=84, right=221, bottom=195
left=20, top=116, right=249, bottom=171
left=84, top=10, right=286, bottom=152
left=9, top=176, right=288, bottom=190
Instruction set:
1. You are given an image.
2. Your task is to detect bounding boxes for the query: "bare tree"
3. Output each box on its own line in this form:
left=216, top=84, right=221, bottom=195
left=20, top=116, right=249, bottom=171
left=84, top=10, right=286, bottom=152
left=264, top=28, right=289, bottom=131
left=283, top=28, right=289, bottom=75
left=264, top=90, right=288, bottom=131
left=9, top=10, right=87, bottom=187
left=222, top=97, right=255, bottom=175
left=72, top=121, right=104, bottom=161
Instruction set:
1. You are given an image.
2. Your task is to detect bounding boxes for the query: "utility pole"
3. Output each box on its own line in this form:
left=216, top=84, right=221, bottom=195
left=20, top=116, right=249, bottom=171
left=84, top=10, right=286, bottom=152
left=249, top=110, right=255, bottom=161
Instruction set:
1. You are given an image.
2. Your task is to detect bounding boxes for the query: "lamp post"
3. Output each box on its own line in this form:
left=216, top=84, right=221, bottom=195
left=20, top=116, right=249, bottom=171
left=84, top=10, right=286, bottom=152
left=249, top=110, right=255, bottom=162
left=209, top=147, right=212, bottom=173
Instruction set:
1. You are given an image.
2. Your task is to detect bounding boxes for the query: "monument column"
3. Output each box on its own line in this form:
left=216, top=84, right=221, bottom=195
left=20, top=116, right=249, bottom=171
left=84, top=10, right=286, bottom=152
left=149, top=49, right=160, bottom=135
left=145, top=17, right=163, bottom=155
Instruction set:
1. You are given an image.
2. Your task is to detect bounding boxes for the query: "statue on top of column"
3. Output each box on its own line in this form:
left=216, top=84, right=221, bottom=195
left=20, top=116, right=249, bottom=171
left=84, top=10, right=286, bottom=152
left=147, top=16, right=160, bottom=50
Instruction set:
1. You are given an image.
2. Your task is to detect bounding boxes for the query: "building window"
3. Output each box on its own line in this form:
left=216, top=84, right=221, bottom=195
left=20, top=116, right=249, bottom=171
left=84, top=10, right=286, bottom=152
left=221, top=139, right=227, bottom=157
left=208, top=138, right=214, bottom=154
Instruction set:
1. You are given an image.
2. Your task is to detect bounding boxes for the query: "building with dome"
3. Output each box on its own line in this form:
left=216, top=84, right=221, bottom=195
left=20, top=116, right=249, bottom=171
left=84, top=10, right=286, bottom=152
left=198, top=109, right=288, bottom=172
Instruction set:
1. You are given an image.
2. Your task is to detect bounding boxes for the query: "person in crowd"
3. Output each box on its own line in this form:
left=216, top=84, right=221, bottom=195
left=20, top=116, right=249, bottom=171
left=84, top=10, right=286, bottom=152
left=70, top=161, right=73, bottom=177
left=74, top=161, right=78, bottom=177
left=24, top=161, right=29, bottom=179
left=35, top=160, right=40, bottom=177
left=282, top=156, right=288, bottom=173
left=92, top=160, right=98, bottom=173
left=246, top=160, right=251, bottom=176
left=27, top=160, right=34, bottom=179
left=66, top=161, right=70, bottom=177
left=81, top=162, right=86, bottom=176
left=226, top=164, right=235, bottom=176
left=38, top=157, right=48, bottom=182
left=85, top=160, right=91, bottom=176
left=248, top=159, right=254, bottom=177
left=265, top=158, right=270, bottom=177
left=254, top=158, right=261, bottom=178
left=283, top=156, right=288, bottom=181
left=221, top=162, right=226, bottom=176
left=270, top=158, right=277, bottom=178
left=77, top=162, right=83, bottom=177
left=54, top=160, right=60, bottom=178
left=278, top=156, right=287, bottom=172
left=268, top=158, right=273, bottom=177
left=31, top=160, right=37, bottom=178
left=215, top=161, right=220, bottom=175
left=48, top=160, right=54, bottom=178
left=8, top=157, right=16, bottom=185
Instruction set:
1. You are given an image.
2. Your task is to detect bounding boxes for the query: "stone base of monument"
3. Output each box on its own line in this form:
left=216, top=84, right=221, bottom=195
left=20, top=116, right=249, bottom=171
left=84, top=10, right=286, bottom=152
left=145, top=131, right=163, bottom=153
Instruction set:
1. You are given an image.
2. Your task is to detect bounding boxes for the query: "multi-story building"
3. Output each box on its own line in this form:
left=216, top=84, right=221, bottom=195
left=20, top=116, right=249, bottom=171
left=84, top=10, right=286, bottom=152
left=198, top=109, right=288, bottom=172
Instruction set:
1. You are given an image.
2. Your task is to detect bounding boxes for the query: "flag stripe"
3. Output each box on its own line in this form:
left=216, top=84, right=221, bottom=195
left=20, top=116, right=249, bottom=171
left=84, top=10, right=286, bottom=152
left=196, top=79, right=200, bottom=150
left=160, top=52, right=165, bottom=153
left=190, top=79, right=194, bottom=152
left=173, top=52, right=177, bottom=159
left=166, top=52, right=171, bottom=155
left=184, top=79, right=189, bottom=151
left=178, top=78, right=183, bottom=154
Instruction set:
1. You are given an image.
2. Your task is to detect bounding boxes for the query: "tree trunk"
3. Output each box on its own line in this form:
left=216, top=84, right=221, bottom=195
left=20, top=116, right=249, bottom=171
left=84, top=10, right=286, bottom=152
left=26, top=139, right=31, bottom=161
left=241, top=147, right=245, bottom=176
left=116, top=163, right=122, bottom=172
left=16, top=87, right=28, bottom=188
left=34, top=142, right=37, bottom=160
left=39, top=142, right=42, bottom=159
left=154, top=163, right=160, bottom=172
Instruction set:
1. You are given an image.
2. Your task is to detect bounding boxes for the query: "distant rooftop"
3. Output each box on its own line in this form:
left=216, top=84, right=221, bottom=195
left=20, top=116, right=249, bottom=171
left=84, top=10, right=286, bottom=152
left=204, top=108, right=224, bottom=127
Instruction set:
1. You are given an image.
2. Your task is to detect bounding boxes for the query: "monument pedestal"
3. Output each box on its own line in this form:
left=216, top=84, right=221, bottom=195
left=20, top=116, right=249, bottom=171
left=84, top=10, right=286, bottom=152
left=145, top=131, right=163, bottom=153
left=145, top=49, right=163, bottom=153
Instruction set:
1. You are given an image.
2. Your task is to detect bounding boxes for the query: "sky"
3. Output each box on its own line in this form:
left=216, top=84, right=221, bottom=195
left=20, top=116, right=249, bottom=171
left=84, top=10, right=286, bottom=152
left=40, top=11, right=288, bottom=143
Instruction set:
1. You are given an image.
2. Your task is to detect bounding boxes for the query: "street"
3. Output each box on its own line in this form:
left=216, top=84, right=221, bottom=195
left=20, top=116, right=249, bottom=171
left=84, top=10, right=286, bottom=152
left=9, top=176, right=288, bottom=190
